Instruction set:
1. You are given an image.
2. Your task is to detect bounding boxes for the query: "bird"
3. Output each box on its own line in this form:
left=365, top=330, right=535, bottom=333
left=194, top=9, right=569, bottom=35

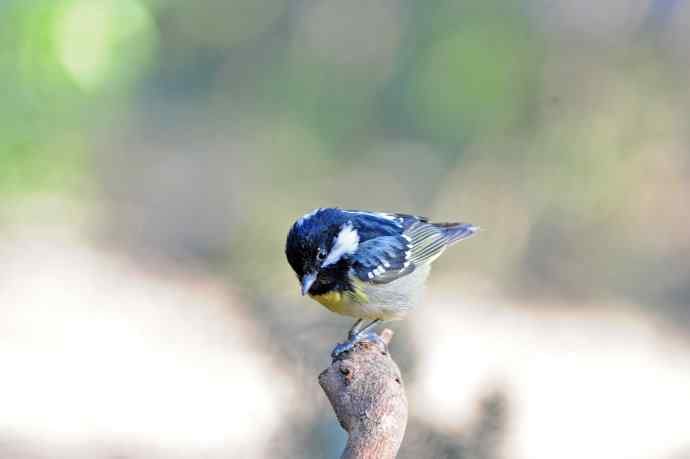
left=285, top=208, right=478, bottom=356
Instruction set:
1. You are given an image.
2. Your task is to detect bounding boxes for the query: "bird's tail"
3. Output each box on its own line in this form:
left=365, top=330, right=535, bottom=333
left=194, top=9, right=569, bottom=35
left=434, top=222, right=480, bottom=245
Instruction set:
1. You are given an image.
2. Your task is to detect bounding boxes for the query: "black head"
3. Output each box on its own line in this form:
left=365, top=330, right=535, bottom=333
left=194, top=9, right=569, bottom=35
left=285, top=208, right=356, bottom=296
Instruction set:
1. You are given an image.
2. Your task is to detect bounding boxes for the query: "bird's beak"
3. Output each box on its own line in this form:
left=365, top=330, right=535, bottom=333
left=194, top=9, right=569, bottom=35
left=301, top=272, right=317, bottom=296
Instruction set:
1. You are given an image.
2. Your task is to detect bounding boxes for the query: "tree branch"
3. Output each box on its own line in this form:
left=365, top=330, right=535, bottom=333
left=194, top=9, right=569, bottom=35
left=318, top=329, right=408, bottom=459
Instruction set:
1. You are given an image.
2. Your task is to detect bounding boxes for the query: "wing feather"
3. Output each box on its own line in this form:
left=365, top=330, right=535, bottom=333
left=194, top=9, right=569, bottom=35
left=405, top=221, right=478, bottom=265
left=349, top=215, right=478, bottom=284
left=404, top=222, right=448, bottom=264
left=350, top=236, right=414, bottom=284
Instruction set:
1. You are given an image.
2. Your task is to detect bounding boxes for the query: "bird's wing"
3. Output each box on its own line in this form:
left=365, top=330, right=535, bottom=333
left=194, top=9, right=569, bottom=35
left=350, top=235, right=415, bottom=284
left=389, top=212, right=429, bottom=229
left=404, top=221, right=478, bottom=265
left=340, top=210, right=407, bottom=239
left=347, top=212, right=478, bottom=284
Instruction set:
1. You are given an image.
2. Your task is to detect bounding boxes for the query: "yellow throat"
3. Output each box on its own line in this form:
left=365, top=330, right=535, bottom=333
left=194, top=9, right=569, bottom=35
left=309, top=280, right=369, bottom=317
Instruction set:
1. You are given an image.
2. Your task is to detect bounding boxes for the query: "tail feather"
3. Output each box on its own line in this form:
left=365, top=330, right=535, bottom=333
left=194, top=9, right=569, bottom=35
left=435, top=222, right=480, bottom=245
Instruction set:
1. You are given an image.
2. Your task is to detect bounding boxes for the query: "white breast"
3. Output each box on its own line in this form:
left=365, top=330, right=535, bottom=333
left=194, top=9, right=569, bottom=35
left=359, top=264, right=431, bottom=320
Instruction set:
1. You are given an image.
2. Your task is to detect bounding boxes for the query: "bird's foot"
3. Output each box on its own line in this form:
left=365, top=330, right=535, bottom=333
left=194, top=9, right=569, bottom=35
left=331, top=332, right=387, bottom=358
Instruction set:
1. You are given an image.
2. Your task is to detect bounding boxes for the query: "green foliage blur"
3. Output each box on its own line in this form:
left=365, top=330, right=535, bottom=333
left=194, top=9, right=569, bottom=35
left=4, top=0, right=689, bottom=320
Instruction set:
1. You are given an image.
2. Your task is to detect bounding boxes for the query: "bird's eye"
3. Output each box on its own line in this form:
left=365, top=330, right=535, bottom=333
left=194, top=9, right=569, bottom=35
left=317, top=249, right=327, bottom=261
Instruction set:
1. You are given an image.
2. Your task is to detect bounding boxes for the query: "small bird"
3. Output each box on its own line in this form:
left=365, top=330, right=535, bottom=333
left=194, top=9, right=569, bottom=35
left=285, top=208, right=478, bottom=356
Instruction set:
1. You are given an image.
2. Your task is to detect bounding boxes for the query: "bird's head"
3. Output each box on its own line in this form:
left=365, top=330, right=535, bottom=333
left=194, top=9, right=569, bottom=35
left=285, top=209, right=359, bottom=296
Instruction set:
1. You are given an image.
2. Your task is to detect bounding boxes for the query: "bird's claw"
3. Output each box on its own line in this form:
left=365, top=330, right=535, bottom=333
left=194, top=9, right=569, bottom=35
left=331, top=332, right=387, bottom=358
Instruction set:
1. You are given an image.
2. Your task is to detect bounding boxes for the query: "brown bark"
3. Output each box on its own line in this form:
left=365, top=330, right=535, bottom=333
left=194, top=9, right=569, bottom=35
left=318, top=329, right=408, bottom=459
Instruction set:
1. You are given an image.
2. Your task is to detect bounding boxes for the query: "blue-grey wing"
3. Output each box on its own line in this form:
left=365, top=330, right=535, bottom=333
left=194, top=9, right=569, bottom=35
left=347, top=211, right=478, bottom=283
left=389, top=213, right=430, bottom=231
left=351, top=235, right=415, bottom=284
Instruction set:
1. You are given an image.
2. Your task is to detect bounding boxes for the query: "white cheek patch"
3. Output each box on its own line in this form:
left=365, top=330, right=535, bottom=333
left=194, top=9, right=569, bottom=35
left=321, top=221, right=359, bottom=267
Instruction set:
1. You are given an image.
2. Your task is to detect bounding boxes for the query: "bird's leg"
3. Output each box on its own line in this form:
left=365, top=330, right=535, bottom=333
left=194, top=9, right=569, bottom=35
left=347, top=319, right=364, bottom=339
left=356, top=319, right=382, bottom=336
left=332, top=319, right=386, bottom=358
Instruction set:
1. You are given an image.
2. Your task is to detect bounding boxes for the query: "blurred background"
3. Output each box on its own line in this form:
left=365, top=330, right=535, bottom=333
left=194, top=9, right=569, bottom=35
left=2, top=0, right=690, bottom=458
